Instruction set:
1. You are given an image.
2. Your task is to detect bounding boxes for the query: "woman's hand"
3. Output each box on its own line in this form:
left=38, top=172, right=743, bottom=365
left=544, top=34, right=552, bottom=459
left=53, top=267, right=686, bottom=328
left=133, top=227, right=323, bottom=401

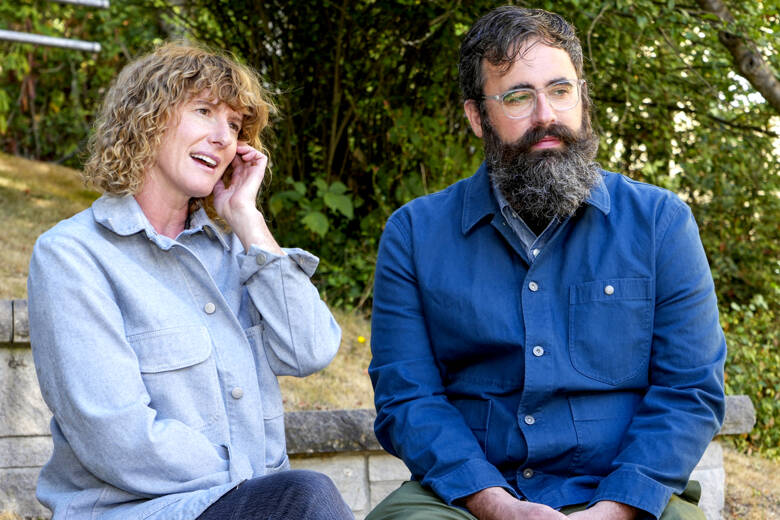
left=213, top=143, right=266, bottom=224
left=213, top=143, right=283, bottom=254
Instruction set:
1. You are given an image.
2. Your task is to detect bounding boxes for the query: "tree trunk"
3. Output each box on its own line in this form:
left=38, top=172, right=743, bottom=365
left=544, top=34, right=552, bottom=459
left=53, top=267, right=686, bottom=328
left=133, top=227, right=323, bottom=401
left=696, top=0, right=780, bottom=113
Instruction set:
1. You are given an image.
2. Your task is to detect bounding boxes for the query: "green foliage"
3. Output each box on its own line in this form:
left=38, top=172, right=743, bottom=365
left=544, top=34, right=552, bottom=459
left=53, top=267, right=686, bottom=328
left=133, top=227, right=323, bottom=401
left=0, top=0, right=168, bottom=167
left=722, top=296, right=780, bottom=458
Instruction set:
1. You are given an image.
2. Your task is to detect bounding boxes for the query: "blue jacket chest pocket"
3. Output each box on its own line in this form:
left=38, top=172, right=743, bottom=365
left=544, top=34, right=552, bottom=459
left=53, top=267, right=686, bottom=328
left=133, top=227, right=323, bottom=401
left=568, top=278, right=653, bottom=385
left=130, top=324, right=223, bottom=433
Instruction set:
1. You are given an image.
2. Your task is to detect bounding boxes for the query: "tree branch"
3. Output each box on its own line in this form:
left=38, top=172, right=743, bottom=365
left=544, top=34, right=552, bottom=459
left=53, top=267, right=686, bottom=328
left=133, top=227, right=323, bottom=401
left=594, top=95, right=778, bottom=137
left=696, top=0, right=780, bottom=113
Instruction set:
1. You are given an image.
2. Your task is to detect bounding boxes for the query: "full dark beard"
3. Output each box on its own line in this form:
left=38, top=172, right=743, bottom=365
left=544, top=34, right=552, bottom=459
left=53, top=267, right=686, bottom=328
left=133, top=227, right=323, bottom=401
left=484, top=119, right=601, bottom=228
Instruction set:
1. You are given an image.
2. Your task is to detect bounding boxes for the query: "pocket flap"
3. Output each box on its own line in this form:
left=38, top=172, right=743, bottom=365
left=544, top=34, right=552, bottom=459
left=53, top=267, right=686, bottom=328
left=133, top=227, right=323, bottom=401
left=129, top=325, right=212, bottom=373
left=570, top=278, right=652, bottom=304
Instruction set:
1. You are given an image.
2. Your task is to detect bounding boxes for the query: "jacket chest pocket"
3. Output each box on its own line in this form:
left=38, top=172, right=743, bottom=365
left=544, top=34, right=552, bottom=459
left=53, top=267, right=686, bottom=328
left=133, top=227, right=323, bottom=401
left=130, top=325, right=223, bottom=432
left=568, top=278, right=653, bottom=385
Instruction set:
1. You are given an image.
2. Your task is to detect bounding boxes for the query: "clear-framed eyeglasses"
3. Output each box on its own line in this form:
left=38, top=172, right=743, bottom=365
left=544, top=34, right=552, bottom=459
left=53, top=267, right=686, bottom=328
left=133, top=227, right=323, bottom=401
left=482, top=79, right=585, bottom=119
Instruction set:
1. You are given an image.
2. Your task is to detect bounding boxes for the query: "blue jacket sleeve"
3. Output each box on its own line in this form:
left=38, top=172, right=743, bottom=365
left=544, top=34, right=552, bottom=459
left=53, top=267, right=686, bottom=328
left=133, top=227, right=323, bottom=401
left=590, top=200, right=727, bottom=518
left=369, top=213, right=516, bottom=504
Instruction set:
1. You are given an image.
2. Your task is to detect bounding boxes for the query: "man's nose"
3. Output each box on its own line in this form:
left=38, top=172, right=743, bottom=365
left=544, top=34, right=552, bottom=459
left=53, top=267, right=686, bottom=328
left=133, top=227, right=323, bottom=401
left=531, top=92, right=556, bottom=126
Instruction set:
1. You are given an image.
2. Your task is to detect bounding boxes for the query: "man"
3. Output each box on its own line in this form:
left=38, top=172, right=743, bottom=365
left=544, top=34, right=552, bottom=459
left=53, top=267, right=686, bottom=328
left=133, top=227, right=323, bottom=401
left=367, top=6, right=726, bottom=520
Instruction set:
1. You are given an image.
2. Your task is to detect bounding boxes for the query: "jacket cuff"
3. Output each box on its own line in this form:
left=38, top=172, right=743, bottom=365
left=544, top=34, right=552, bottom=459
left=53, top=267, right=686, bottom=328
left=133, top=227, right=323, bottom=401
left=590, top=468, right=673, bottom=519
left=237, top=246, right=319, bottom=283
left=427, top=458, right=517, bottom=506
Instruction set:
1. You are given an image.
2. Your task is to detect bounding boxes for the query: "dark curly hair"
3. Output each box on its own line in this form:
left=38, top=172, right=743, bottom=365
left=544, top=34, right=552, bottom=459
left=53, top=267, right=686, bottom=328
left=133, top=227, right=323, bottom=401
left=459, top=6, right=589, bottom=116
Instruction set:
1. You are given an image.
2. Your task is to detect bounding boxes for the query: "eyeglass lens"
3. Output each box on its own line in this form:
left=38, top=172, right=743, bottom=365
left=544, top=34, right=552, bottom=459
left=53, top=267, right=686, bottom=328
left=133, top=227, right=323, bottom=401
left=502, top=81, right=579, bottom=118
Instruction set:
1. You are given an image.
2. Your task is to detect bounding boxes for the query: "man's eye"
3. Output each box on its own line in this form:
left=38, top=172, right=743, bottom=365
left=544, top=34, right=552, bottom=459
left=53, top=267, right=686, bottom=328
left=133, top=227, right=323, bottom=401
left=504, top=91, right=533, bottom=105
left=549, top=84, right=574, bottom=98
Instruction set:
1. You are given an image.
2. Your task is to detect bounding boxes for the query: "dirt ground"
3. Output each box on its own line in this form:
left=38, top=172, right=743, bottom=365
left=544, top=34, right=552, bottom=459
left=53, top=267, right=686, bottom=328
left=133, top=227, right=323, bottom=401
left=723, top=443, right=780, bottom=519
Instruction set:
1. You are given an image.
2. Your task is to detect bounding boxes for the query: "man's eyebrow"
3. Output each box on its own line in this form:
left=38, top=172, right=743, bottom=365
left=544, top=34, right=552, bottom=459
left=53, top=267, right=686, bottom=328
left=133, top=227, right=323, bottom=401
left=506, top=77, right=572, bottom=90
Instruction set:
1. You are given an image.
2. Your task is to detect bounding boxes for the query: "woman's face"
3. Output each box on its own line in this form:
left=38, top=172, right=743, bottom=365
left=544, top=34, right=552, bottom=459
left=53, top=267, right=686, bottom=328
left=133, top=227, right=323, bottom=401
left=146, top=92, right=243, bottom=206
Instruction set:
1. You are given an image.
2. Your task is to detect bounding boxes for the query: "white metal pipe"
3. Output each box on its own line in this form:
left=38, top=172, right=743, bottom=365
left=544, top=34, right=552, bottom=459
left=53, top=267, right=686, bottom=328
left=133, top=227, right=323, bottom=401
left=0, top=30, right=101, bottom=53
left=50, top=0, right=110, bottom=7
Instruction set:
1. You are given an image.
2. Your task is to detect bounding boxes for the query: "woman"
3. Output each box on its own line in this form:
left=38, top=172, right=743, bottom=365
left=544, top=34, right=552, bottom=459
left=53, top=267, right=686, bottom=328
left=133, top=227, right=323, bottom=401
left=28, top=42, right=352, bottom=519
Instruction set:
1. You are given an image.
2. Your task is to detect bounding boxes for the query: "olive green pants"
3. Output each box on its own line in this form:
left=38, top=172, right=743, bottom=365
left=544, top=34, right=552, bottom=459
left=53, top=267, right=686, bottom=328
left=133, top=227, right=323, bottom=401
left=366, top=480, right=705, bottom=520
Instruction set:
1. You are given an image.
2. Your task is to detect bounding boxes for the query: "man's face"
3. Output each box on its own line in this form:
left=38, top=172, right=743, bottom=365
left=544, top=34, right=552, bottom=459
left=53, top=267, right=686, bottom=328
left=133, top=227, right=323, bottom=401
left=465, top=42, right=583, bottom=146
left=464, top=41, right=600, bottom=224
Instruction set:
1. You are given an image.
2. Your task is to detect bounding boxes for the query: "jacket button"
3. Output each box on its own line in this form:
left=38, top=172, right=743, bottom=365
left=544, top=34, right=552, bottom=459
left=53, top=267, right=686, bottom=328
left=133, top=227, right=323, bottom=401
left=231, top=387, right=244, bottom=399
left=604, top=284, right=615, bottom=295
left=532, top=346, right=544, bottom=357
left=528, top=281, right=539, bottom=292
left=204, top=302, right=216, bottom=314
left=523, top=468, right=534, bottom=479
left=524, top=415, right=535, bottom=425
left=256, top=253, right=267, bottom=266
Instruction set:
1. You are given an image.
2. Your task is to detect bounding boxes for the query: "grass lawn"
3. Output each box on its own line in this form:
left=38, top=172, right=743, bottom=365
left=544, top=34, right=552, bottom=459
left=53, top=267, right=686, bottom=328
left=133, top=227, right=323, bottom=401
left=1, top=151, right=777, bottom=519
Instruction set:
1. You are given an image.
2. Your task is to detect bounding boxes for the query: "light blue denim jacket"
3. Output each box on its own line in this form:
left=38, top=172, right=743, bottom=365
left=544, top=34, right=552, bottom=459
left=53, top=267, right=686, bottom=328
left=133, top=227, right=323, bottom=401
left=28, top=194, right=342, bottom=520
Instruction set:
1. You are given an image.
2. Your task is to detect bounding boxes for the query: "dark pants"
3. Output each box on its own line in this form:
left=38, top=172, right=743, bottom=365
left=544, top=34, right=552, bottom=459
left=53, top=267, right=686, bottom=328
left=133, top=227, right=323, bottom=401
left=198, top=469, right=354, bottom=520
left=366, top=480, right=705, bottom=520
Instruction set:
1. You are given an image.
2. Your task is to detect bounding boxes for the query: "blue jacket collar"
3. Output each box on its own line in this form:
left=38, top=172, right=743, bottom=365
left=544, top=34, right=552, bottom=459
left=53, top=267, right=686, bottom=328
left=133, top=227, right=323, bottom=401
left=92, top=194, right=230, bottom=250
left=461, top=162, right=611, bottom=235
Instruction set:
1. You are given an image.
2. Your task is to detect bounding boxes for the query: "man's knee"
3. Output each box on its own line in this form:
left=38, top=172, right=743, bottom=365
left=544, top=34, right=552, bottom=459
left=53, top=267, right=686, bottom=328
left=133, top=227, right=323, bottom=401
left=659, top=496, right=706, bottom=520
left=367, top=481, right=476, bottom=520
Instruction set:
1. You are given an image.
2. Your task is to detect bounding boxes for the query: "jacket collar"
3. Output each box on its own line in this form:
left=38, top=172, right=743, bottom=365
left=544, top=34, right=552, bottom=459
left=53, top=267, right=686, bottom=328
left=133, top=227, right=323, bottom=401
left=92, top=194, right=230, bottom=250
left=461, top=162, right=611, bottom=235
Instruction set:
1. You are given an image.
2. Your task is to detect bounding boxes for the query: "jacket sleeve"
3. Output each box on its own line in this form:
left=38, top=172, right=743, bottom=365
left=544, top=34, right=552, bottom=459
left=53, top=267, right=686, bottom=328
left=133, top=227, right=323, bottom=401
left=28, top=231, right=250, bottom=498
left=590, top=200, right=727, bottom=518
left=369, top=213, right=516, bottom=504
left=237, top=244, right=341, bottom=377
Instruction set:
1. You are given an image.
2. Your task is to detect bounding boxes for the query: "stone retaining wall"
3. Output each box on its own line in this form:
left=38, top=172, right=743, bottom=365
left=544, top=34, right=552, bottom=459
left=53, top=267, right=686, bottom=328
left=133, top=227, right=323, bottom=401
left=0, top=299, right=756, bottom=519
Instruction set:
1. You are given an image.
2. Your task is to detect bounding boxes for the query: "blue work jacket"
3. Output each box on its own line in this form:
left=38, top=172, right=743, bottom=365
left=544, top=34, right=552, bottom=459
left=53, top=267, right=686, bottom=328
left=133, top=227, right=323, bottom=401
left=369, top=164, right=726, bottom=518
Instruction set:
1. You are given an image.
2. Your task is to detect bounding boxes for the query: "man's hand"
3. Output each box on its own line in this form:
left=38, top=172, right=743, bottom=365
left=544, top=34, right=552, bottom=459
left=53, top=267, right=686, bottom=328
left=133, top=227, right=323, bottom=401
left=567, top=500, right=638, bottom=520
left=464, top=487, right=567, bottom=520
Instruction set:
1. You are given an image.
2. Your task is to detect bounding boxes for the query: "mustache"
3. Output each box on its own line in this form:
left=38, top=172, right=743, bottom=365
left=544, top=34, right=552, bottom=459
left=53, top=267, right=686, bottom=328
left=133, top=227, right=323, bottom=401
left=509, top=123, right=580, bottom=155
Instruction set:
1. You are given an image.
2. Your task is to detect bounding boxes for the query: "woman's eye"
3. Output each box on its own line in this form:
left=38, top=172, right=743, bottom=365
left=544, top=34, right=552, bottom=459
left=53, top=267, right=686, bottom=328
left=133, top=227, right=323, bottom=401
left=229, top=122, right=241, bottom=133
left=196, top=107, right=210, bottom=115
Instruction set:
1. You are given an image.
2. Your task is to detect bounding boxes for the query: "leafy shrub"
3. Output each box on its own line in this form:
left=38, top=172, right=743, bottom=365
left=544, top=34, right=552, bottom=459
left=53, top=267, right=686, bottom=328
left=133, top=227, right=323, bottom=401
left=721, top=295, right=780, bottom=458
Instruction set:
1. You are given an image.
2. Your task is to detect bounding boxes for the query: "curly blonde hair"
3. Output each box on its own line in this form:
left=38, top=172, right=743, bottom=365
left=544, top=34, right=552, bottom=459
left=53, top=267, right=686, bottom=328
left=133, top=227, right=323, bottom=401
left=84, top=41, right=274, bottom=197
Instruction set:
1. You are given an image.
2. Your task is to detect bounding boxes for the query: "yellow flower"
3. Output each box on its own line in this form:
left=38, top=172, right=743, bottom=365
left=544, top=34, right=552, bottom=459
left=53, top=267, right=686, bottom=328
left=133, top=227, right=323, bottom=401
left=357, top=335, right=366, bottom=343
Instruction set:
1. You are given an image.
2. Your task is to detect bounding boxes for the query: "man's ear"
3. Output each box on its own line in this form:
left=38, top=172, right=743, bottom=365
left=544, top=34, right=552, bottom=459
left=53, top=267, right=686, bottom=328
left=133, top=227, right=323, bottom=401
left=464, top=99, right=484, bottom=139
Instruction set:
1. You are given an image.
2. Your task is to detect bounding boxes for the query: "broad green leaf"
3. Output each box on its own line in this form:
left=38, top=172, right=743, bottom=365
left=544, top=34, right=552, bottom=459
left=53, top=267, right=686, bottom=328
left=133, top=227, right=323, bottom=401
left=302, top=211, right=329, bottom=236
left=329, top=181, right=348, bottom=195
left=324, top=192, right=354, bottom=218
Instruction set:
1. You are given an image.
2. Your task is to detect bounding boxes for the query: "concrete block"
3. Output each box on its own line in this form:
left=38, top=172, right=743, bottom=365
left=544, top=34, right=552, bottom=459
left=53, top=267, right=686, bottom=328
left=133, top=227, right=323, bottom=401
left=0, top=347, right=51, bottom=436
left=694, top=441, right=723, bottom=471
left=691, top=465, right=725, bottom=520
left=12, top=299, right=29, bottom=343
left=0, top=467, right=50, bottom=519
left=0, top=436, right=52, bottom=468
left=0, top=299, right=11, bottom=343
left=290, top=454, right=369, bottom=513
left=285, top=409, right=381, bottom=454
left=368, top=453, right=410, bottom=482
left=719, top=395, right=756, bottom=435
